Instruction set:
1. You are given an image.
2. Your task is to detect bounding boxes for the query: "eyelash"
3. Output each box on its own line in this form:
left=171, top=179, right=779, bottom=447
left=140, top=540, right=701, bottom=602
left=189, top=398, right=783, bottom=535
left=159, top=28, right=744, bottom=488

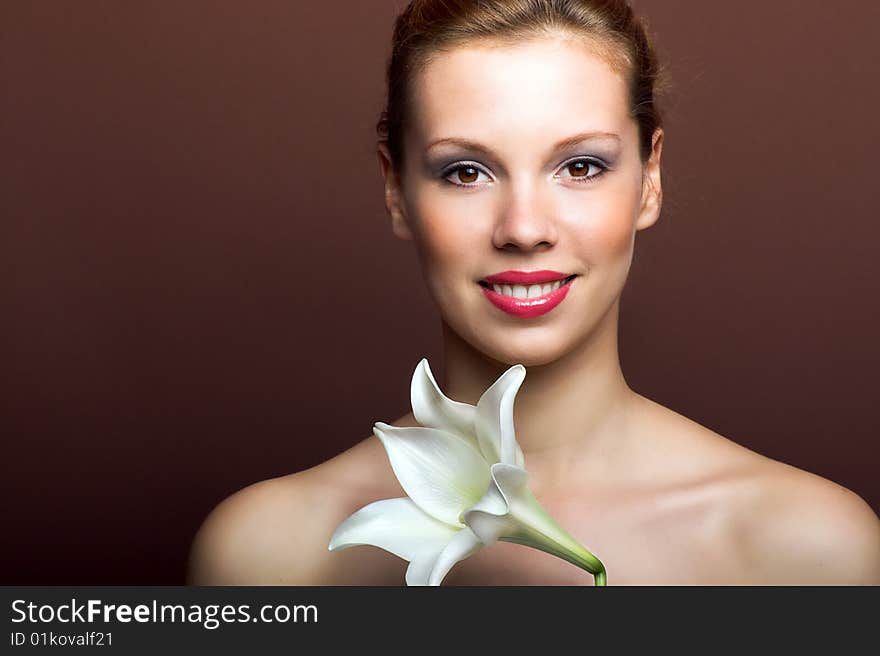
left=440, top=157, right=609, bottom=188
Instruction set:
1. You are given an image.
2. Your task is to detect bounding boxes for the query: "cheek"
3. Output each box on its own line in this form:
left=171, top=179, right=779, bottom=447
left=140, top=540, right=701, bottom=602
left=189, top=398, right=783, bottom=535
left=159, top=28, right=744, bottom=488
left=406, top=190, right=488, bottom=273
left=418, top=218, right=467, bottom=265
left=581, top=212, right=635, bottom=262
left=561, top=186, right=638, bottom=264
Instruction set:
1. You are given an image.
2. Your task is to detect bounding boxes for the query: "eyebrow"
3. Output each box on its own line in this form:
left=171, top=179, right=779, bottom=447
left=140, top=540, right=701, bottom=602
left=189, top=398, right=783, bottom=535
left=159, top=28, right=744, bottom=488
left=425, top=131, right=621, bottom=155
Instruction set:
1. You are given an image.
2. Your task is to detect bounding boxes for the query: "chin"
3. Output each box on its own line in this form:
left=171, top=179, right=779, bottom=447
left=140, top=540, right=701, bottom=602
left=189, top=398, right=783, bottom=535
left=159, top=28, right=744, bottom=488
left=464, top=326, right=577, bottom=369
left=436, top=283, right=604, bottom=368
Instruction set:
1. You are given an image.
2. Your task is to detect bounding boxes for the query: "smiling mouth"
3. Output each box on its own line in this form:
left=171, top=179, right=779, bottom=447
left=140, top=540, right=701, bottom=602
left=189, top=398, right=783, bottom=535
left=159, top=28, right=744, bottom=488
left=478, top=274, right=577, bottom=300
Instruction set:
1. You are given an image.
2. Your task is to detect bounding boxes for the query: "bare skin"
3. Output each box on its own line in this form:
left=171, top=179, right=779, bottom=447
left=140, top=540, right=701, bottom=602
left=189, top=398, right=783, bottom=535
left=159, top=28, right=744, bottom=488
left=187, top=34, right=880, bottom=586
left=187, top=399, right=880, bottom=585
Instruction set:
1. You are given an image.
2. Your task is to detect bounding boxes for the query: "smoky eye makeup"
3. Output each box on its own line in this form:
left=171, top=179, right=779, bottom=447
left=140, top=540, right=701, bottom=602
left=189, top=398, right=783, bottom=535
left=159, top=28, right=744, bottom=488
left=424, top=152, right=495, bottom=176
left=428, top=151, right=618, bottom=185
left=557, top=143, right=620, bottom=168
left=425, top=142, right=620, bottom=174
left=559, top=153, right=616, bottom=172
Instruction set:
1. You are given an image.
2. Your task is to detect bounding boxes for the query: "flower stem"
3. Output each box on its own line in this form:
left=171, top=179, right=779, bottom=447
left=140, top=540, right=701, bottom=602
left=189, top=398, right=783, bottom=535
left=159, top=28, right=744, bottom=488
left=501, top=486, right=608, bottom=585
left=473, top=465, right=609, bottom=585
left=503, top=534, right=607, bottom=585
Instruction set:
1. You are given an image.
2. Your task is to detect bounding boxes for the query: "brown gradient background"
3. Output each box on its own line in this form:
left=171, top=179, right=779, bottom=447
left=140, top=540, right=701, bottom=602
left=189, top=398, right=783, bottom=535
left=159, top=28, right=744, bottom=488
left=2, top=1, right=878, bottom=584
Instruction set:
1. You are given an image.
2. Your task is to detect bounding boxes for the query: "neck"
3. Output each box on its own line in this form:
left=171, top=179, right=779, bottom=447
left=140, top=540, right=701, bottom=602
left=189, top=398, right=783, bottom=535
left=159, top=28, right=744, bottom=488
left=438, top=299, right=640, bottom=493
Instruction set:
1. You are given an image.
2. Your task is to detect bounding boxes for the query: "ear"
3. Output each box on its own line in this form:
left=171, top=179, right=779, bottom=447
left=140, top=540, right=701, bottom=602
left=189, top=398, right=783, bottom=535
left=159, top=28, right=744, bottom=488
left=377, top=142, right=413, bottom=241
left=635, top=127, right=664, bottom=232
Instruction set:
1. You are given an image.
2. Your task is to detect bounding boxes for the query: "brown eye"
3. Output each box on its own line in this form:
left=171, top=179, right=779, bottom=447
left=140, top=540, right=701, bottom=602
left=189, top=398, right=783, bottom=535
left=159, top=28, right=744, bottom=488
left=442, top=164, right=488, bottom=187
left=567, top=160, right=595, bottom=178
left=559, top=158, right=607, bottom=183
left=456, top=166, right=480, bottom=184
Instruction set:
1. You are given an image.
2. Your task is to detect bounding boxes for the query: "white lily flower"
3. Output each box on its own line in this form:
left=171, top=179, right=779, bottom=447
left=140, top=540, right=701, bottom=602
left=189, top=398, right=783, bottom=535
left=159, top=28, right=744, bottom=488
left=328, top=358, right=606, bottom=586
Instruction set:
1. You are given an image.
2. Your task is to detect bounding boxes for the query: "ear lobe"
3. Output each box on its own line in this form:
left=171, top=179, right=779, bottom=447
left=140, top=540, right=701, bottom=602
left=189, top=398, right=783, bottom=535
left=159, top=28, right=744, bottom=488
left=636, top=128, right=664, bottom=232
left=635, top=176, right=661, bottom=231
left=391, top=209, right=414, bottom=240
left=377, top=143, right=414, bottom=241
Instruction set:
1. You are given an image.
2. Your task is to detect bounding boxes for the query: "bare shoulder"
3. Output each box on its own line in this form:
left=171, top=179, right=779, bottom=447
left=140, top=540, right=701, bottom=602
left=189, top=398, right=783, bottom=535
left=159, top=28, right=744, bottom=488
left=736, top=460, right=880, bottom=584
left=186, top=433, right=406, bottom=585
left=186, top=468, right=337, bottom=585
left=636, top=396, right=880, bottom=584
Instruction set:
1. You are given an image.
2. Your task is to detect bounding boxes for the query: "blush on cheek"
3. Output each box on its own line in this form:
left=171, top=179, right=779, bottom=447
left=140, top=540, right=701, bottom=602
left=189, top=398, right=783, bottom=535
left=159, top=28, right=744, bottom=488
left=419, top=216, right=463, bottom=253
left=415, top=229, right=467, bottom=287
left=411, top=195, right=484, bottom=265
left=407, top=208, right=475, bottom=302
left=574, top=210, right=636, bottom=265
left=558, top=180, right=640, bottom=264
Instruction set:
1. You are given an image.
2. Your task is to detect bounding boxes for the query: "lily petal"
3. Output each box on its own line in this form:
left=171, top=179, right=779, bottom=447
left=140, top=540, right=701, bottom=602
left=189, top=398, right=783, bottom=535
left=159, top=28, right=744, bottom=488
left=460, top=462, right=526, bottom=545
left=328, top=497, right=459, bottom=562
left=426, top=526, right=483, bottom=586
left=464, top=462, right=605, bottom=578
left=373, top=422, right=491, bottom=526
left=406, top=553, right=440, bottom=586
left=475, top=365, right=527, bottom=466
left=410, top=359, right=480, bottom=452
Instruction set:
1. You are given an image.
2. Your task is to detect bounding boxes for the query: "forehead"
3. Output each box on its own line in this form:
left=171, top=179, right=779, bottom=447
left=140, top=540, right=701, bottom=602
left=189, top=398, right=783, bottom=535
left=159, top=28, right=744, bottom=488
left=409, top=37, right=632, bottom=146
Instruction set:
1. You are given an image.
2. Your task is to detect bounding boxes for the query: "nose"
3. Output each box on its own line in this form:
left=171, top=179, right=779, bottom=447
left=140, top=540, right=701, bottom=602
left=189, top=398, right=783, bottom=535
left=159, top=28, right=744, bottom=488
left=491, top=180, right=558, bottom=252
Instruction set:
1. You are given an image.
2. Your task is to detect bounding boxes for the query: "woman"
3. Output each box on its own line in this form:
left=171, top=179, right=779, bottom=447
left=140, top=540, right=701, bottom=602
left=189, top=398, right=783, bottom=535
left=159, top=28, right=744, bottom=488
left=187, top=0, right=880, bottom=585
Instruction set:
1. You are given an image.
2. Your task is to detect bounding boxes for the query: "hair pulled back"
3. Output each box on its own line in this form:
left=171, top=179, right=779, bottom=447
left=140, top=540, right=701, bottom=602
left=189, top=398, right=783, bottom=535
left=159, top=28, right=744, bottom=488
left=378, top=0, right=668, bottom=173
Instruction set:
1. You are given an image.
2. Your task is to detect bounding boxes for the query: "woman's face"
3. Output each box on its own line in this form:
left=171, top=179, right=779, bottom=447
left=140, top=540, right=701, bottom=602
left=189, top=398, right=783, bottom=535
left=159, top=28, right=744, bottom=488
left=380, top=36, right=663, bottom=367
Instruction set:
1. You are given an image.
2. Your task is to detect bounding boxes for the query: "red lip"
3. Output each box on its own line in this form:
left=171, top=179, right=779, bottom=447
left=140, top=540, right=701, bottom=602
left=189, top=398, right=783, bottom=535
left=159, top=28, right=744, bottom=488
left=479, top=275, right=576, bottom=319
left=481, top=270, right=571, bottom=285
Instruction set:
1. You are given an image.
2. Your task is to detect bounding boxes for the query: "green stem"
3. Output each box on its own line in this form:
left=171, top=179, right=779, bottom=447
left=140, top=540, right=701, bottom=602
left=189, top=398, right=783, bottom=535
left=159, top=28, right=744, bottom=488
left=500, top=533, right=607, bottom=586
left=500, top=487, right=608, bottom=586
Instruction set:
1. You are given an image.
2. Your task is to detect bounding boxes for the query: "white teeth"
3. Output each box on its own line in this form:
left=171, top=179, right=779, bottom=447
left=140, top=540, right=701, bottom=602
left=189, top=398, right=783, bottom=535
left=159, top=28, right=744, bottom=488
left=487, top=278, right=570, bottom=299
